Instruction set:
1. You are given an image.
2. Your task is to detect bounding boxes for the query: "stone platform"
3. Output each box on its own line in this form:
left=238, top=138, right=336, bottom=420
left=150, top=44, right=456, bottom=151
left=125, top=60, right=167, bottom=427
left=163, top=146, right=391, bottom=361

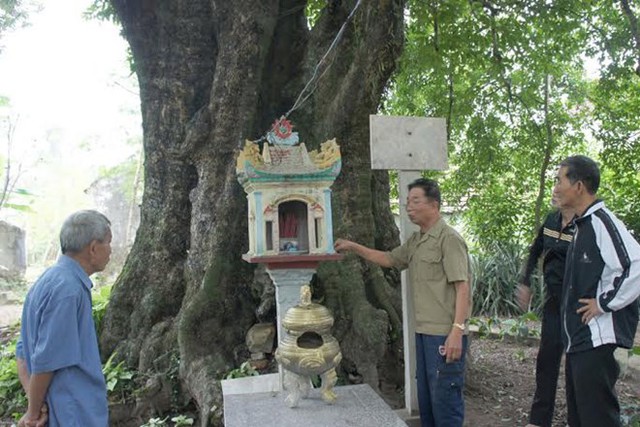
left=223, top=383, right=407, bottom=427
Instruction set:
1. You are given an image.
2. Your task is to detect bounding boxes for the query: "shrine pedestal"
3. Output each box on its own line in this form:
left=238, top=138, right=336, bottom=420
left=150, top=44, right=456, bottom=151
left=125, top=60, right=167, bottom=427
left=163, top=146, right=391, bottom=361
left=266, top=266, right=316, bottom=354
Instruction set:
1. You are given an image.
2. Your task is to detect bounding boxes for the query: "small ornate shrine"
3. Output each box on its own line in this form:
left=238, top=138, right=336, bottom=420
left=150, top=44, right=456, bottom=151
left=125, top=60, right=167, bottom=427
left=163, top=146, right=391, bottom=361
left=236, top=117, right=342, bottom=261
left=236, top=117, right=344, bottom=405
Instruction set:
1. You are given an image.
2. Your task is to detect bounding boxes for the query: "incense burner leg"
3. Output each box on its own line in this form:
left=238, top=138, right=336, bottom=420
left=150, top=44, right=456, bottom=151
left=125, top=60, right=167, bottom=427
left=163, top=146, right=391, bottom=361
left=283, top=370, right=309, bottom=408
left=320, top=368, right=338, bottom=404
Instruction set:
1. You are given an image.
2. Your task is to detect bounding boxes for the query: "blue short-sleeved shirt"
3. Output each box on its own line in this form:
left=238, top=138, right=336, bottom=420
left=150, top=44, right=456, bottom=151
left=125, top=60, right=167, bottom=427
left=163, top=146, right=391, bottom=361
left=16, top=255, right=108, bottom=427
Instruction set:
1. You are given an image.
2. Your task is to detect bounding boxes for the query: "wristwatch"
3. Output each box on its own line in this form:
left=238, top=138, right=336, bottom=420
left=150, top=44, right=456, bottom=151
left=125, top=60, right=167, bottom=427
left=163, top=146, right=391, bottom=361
left=453, top=322, right=466, bottom=331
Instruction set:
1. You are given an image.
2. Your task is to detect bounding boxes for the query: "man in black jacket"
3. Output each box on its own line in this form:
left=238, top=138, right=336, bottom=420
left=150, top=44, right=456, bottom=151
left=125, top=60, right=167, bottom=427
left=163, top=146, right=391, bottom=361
left=517, top=201, right=574, bottom=427
left=553, top=155, right=640, bottom=427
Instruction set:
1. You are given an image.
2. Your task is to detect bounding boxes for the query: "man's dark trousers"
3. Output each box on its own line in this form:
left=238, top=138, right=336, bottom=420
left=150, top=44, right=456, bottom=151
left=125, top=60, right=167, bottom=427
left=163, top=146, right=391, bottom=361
left=529, top=295, right=564, bottom=427
left=565, top=344, right=621, bottom=427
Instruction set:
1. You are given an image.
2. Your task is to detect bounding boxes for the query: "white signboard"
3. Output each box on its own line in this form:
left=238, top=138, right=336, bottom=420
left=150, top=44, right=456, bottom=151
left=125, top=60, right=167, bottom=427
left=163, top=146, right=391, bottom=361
left=370, top=115, right=448, bottom=171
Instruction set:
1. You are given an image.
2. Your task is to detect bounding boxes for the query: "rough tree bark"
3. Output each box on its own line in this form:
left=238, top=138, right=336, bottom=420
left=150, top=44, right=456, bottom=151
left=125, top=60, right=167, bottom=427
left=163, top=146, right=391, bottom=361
left=100, top=1, right=405, bottom=425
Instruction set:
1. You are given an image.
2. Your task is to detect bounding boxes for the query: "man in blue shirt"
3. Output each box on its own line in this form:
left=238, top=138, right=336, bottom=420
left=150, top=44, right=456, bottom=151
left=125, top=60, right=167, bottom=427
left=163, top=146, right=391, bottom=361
left=16, top=210, right=112, bottom=427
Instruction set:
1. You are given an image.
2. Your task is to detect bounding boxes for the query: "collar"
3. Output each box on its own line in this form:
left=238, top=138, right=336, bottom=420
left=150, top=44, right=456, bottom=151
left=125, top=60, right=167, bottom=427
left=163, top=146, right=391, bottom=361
left=577, top=199, right=604, bottom=222
left=58, top=255, right=94, bottom=291
left=553, top=210, right=575, bottom=230
left=419, top=217, right=446, bottom=242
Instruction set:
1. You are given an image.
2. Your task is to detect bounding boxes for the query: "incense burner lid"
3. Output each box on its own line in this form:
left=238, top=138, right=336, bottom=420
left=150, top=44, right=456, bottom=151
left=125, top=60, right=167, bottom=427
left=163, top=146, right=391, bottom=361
left=282, top=302, right=334, bottom=335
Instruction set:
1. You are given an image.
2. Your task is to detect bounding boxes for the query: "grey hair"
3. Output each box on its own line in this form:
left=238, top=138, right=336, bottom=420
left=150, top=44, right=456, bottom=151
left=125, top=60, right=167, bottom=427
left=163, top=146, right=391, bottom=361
left=59, top=210, right=111, bottom=254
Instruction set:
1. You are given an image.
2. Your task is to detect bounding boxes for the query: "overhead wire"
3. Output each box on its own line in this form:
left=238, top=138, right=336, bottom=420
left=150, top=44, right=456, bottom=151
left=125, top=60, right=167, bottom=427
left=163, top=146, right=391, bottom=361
left=284, top=0, right=363, bottom=118
left=245, top=0, right=363, bottom=145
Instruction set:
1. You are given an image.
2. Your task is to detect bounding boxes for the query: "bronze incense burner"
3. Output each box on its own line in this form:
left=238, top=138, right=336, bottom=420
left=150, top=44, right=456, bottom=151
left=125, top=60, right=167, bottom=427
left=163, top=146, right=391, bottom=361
left=275, top=285, right=342, bottom=407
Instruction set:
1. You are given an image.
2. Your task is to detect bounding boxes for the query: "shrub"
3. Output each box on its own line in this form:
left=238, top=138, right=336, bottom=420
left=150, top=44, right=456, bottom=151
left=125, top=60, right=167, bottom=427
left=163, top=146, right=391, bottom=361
left=225, top=361, right=258, bottom=379
left=471, top=241, right=523, bottom=317
left=102, top=352, right=135, bottom=403
left=0, top=336, right=27, bottom=418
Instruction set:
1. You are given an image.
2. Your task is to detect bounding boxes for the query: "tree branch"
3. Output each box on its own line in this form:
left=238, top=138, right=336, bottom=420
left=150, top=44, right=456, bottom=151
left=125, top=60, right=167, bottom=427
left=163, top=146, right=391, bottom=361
left=534, top=73, right=554, bottom=230
left=447, top=69, right=454, bottom=142
left=0, top=117, right=20, bottom=212
left=430, top=0, right=439, bottom=52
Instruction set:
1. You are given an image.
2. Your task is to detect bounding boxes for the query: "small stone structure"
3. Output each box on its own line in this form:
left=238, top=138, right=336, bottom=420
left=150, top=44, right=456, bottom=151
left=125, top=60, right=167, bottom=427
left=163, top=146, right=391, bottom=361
left=246, top=323, right=276, bottom=369
left=0, top=220, right=26, bottom=281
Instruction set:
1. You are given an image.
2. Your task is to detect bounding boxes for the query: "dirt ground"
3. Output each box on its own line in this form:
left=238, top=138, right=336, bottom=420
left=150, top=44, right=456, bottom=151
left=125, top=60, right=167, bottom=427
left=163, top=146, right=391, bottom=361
left=464, top=334, right=640, bottom=426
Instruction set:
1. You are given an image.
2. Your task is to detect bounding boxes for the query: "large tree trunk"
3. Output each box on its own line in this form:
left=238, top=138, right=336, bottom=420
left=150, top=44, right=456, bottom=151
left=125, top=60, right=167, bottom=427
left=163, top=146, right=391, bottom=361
left=100, top=0, right=405, bottom=424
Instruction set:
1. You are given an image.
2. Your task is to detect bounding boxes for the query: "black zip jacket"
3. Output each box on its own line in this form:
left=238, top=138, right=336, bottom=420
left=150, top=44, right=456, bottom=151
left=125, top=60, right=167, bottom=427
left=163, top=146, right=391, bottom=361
left=521, top=210, right=574, bottom=300
left=562, top=200, right=640, bottom=353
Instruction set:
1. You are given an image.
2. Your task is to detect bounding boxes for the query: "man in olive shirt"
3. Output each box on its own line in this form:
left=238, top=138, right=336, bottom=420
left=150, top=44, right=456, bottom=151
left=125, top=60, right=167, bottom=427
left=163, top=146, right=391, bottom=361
left=335, top=178, right=471, bottom=427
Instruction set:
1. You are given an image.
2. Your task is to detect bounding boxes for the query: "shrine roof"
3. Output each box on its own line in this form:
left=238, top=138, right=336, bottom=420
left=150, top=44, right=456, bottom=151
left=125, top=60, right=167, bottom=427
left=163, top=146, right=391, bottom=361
left=236, top=138, right=341, bottom=184
left=262, top=145, right=318, bottom=174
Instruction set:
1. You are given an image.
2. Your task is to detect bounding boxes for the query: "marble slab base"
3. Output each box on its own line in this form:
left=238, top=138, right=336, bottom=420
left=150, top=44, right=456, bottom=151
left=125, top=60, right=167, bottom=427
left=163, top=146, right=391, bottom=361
left=223, top=384, right=407, bottom=427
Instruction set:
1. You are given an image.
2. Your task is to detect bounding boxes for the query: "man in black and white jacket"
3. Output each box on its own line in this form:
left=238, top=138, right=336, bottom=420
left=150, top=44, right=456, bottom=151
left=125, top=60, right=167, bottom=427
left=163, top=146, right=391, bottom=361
left=553, top=155, right=640, bottom=427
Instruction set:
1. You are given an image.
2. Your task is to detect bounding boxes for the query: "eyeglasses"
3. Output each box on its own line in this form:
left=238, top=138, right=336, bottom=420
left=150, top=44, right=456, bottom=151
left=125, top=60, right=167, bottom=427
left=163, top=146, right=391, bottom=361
left=406, top=198, right=431, bottom=206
